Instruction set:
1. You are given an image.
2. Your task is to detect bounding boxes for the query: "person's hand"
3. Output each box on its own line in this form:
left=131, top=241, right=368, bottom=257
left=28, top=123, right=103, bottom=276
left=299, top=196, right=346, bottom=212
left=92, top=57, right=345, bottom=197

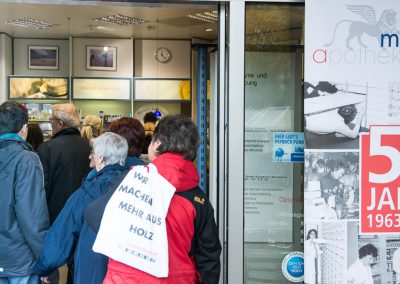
left=41, top=276, right=50, bottom=283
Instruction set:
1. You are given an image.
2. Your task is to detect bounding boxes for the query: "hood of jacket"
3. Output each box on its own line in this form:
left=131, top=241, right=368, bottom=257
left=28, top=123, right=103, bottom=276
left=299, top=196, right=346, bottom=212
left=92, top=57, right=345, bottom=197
left=151, top=153, right=199, bottom=192
left=0, top=137, right=34, bottom=172
left=80, top=163, right=125, bottom=199
left=125, top=155, right=146, bottom=170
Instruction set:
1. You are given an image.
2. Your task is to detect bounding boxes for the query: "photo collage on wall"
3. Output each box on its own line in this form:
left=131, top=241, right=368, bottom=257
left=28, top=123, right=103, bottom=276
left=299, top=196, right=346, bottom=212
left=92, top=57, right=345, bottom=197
left=304, top=0, right=400, bottom=283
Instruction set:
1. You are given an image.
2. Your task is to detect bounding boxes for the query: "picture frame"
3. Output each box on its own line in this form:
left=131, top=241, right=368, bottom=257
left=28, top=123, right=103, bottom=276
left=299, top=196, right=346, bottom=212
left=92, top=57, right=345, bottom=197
left=8, top=76, right=69, bottom=100
left=28, top=46, right=59, bottom=70
left=86, top=45, right=117, bottom=71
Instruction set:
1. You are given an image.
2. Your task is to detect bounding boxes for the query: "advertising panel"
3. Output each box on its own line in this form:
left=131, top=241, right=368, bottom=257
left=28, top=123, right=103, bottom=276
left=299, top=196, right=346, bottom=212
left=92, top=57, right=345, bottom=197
left=73, top=78, right=131, bottom=100
left=305, top=0, right=400, bottom=283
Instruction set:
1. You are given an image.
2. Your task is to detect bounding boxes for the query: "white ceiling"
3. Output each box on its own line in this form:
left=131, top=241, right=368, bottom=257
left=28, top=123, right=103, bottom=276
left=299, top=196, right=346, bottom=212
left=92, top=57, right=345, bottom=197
left=0, top=1, right=219, bottom=40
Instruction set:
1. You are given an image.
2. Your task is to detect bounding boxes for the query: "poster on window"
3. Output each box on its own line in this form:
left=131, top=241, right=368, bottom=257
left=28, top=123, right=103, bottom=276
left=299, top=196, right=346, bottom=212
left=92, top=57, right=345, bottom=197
left=305, top=0, right=400, bottom=283
left=272, top=132, right=304, bottom=163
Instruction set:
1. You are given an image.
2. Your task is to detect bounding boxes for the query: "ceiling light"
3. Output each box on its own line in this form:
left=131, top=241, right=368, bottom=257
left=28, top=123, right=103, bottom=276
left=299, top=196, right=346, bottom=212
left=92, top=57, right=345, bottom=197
left=187, top=10, right=218, bottom=23
left=93, top=14, right=148, bottom=26
left=206, top=28, right=213, bottom=32
left=5, top=18, right=58, bottom=30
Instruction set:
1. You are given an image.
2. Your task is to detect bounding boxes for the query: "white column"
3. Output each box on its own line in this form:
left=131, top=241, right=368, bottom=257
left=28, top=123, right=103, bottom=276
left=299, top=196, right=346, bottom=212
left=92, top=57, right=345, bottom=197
left=227, top=1, right=245, bottom=283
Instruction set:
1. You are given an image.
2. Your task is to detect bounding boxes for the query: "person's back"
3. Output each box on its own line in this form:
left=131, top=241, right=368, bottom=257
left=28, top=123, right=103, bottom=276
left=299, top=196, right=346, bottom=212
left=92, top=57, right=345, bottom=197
left=37, top=103, right=90, bottom=284
left=0, top=101, right=49, bottom=282
left=38, top=103, right=91, bottom=224
left=35, top=132, right=128, bottom=284
left=86, top=115, right=221, bottom=284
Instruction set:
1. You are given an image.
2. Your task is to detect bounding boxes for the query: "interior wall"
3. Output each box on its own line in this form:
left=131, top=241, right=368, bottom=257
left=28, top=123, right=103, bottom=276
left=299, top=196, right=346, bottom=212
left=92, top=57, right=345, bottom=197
left=135, top=39, right=190, bottom=78
left=13, top=38, right=69, bottom=76
left=0, top=33, right=13, bottom=103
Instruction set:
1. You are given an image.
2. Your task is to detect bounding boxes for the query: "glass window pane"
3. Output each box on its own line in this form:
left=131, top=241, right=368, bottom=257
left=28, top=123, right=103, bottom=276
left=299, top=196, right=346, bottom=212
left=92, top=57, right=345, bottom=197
left=244, top=3, right=305, bottom=283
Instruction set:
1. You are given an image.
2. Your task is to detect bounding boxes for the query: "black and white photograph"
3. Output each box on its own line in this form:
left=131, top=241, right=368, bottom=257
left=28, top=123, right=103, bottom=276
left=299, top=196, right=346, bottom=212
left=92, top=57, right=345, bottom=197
left=304, top=81, right=372, bottom=150
left=28, top=46, right=58, bottom=70
left=304, top=151, right=359, bottom=221
left=86, top=45, right=117, bottom=71
left=304, top=221, right=346, bottom=284
left=347, top=221, right=400, bottom=284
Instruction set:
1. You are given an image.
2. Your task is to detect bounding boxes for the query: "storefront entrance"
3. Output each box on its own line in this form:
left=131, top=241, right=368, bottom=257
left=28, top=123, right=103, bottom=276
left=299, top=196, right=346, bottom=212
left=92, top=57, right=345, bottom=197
left=0, top=1, right=305, bottom=283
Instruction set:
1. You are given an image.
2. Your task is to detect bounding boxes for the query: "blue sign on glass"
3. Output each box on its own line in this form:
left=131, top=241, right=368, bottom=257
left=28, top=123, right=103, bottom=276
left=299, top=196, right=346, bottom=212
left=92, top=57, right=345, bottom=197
left=272, top=132, right=304, bottom=163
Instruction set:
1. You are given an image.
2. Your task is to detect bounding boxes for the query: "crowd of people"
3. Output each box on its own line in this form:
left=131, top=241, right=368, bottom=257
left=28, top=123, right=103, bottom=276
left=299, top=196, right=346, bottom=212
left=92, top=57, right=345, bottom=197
left=0, top=101, right=221, bottom=284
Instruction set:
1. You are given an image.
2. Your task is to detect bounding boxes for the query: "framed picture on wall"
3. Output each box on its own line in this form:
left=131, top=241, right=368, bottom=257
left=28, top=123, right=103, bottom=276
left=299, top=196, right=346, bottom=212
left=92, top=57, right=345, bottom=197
left=86, top=45, right=117, bottom=71
left=28, top=46, right=59, bottom=70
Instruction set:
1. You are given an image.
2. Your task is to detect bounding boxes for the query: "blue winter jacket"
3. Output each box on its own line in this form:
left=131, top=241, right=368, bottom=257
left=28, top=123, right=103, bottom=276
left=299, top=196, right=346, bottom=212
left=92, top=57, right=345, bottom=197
left=0, top=135, right=49, bottom=277
left=34, top=163, right=126, bottom=283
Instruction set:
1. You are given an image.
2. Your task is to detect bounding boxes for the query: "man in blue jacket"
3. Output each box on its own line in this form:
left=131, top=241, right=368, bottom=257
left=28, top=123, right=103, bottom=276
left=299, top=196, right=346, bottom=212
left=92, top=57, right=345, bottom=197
left=0, top=101, right=49, bottom=284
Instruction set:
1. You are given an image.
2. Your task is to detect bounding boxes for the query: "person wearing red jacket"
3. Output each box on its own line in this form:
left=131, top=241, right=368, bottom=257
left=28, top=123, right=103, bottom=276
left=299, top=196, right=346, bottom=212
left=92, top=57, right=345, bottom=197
left=85, top=114, right=221, bottom=283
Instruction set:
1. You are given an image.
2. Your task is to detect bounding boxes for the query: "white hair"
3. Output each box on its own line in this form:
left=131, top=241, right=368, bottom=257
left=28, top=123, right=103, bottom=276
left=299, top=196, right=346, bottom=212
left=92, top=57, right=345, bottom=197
left=93, top=132, right=128, bottom=166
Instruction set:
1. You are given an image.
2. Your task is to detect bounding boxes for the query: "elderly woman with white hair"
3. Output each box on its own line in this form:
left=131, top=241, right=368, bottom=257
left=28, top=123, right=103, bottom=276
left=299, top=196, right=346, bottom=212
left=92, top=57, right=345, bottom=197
left=34, top=132, right=128, bottom=284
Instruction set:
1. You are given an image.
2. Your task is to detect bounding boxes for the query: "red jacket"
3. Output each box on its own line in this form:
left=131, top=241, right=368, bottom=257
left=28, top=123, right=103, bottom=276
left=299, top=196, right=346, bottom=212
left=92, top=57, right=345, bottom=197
left=103, top=153, right=221, bottom=284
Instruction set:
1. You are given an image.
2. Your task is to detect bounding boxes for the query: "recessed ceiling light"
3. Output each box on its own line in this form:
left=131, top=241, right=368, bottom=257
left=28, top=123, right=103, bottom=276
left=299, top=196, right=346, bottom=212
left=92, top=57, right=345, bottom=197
left=187, top=10, right=218, bottom=23
left=5, top=18, right=58, bottom=30
left=93, top=14, right=148, bottom=26
left=206, top=28, right=213, bottom=32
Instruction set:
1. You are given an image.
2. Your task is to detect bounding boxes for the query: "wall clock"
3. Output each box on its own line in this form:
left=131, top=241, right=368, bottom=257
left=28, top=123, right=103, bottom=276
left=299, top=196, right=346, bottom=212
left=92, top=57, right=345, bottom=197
left=155, top=47, right=171, bottom=63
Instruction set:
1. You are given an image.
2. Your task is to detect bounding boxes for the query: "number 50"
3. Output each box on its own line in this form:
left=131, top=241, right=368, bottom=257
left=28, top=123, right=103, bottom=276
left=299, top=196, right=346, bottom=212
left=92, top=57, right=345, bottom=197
left=369, top=126, right=400, bottom=184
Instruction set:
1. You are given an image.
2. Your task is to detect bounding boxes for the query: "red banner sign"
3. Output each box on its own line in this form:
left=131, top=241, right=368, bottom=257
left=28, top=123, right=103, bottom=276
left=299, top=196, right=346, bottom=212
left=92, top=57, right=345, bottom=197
left=360, top=125, right=400, bottom=233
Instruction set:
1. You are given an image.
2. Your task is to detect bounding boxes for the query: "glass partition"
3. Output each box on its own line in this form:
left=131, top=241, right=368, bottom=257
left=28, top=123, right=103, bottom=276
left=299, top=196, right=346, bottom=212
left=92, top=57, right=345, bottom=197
left=244, top=3, right=304, bottom=283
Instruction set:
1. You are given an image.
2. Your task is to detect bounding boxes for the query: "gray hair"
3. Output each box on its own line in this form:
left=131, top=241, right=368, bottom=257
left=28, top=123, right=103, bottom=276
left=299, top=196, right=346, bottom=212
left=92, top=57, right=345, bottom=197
left=93, top=132, right=128, bottom=166
left=52, top=103, right=80, bottom=128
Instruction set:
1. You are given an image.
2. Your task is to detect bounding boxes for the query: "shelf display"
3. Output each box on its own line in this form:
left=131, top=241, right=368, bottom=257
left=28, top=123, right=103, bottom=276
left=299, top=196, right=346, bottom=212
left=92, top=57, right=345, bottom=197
left=9, top=76, right=68, bottom=100
left=134, top=78, right=191, bottom=101
left=25, top=103, right=53, bottom=138
left=72, top=77, right=131, bottom=100
left=386, top=236, right=400, bottom=284
left=320, top=221, right=346, bottom=284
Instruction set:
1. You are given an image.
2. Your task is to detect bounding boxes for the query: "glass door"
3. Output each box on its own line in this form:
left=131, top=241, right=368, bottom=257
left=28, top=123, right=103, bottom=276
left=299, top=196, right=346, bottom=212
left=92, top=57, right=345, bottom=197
left=243, top=3, right=304, bottom=283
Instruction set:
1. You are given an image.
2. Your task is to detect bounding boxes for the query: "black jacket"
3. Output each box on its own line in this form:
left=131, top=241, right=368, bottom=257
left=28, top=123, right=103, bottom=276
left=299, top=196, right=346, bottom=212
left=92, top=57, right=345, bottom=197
left=38, top=127, right=91, bottom=224
left=0, top=136, right=49, bottom=277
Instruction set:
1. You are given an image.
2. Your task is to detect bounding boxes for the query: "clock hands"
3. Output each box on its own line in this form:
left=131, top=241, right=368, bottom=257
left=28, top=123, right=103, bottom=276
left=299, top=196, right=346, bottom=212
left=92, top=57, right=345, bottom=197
left=155, top=48, right=170, bottom=62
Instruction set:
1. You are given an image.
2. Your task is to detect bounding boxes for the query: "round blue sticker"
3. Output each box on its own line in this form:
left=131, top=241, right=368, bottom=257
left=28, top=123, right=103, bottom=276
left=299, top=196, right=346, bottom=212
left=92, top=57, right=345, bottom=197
left=281, top=251, right=304, bottom=282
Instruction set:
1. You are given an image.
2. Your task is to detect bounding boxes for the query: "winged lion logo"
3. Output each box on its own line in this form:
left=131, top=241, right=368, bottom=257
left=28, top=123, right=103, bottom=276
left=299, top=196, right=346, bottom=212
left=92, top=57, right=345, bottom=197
left=325, top=5, right=398, bottom=49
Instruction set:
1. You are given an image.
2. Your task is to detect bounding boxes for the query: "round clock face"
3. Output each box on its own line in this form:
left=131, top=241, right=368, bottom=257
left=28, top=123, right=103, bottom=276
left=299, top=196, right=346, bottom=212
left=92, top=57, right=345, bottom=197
left=155, top=47, right=171, bottom=63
